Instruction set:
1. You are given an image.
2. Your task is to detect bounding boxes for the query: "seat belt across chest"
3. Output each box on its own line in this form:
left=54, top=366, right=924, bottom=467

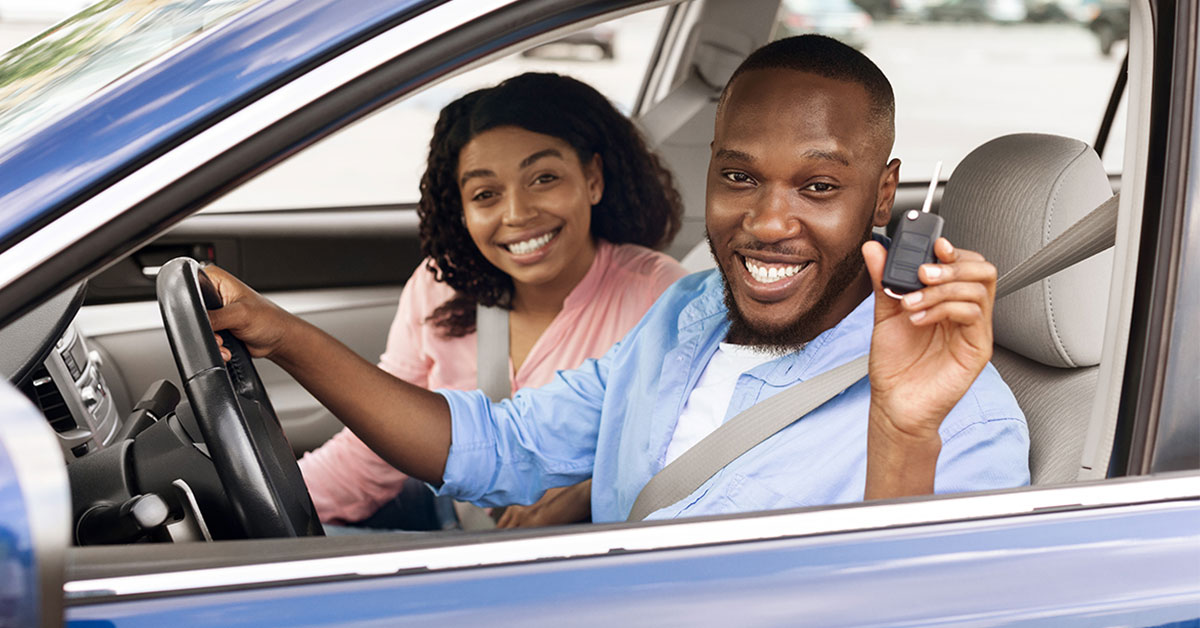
left=626, top=193, right=1119, bottom=521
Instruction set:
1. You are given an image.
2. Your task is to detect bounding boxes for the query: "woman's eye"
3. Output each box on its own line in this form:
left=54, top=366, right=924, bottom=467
left=532, top=173, right=558, bottom=185
left=722, top=171, right=754, bottom=185
left=471, top=190, right=495, bottom=202
left=804, top=182, right=837, bottom=193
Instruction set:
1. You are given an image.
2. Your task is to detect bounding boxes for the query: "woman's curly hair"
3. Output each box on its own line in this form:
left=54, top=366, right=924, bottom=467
left=418, top=73, right=683, bottom=337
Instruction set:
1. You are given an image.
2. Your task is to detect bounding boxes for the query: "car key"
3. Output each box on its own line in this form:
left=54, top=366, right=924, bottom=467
left=883, top=161, right=944, bottom=298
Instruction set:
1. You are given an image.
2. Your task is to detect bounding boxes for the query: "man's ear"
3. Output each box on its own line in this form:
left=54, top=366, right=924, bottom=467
left=874, top=158, right=901, bottom=227
left=587, top=153, right=605, bottom=206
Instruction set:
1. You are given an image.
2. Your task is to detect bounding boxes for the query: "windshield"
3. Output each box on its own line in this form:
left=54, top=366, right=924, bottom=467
left=0, top=0, right=262, bottom=150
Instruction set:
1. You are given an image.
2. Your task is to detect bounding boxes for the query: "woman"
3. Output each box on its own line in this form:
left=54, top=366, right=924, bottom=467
left=295, top=73, right=687, bottom=529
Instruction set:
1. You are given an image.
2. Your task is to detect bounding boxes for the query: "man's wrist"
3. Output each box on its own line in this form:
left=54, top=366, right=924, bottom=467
left=865, top=402, right=942, bottom=500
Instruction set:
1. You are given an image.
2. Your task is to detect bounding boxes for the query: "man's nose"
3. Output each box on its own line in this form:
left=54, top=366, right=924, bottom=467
left=743, top=185, right=801, bottom=243
left=501, top=190, right=537, bottom=225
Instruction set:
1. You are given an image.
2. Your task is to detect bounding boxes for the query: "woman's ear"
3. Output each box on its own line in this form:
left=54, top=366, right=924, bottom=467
left=874, top=158, right=901, bottom=227
left=587, top=153, right=604, bottom=205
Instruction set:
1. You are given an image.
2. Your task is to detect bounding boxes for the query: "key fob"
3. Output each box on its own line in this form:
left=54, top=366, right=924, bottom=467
left=883, top=209, right=944, bottom=298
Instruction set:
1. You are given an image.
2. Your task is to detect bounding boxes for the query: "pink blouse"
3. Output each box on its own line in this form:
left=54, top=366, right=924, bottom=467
left=298, top=240, right=687, bottom=523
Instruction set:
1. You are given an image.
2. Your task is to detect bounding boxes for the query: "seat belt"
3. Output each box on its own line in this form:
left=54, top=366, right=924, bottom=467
left=449, top=304, right=513, bottom=531
left=627, top=193, right=1120, bottom=522
left=476, top=304, right=512, bottom=402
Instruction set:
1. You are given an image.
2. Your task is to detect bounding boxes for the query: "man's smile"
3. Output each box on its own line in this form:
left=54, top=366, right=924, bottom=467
left=733, top=250, right=815, bottom=302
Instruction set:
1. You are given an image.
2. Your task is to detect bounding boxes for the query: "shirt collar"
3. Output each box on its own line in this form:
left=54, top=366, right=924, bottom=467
left=681, top=256, right=879, bottom=386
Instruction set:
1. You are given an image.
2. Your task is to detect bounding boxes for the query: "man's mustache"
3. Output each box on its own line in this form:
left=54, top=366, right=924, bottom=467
left=724, top=238, right=812, bottom=258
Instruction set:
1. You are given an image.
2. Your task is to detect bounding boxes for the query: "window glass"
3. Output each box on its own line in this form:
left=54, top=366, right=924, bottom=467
left=0, top=0, right=264, bottom=151
left=206, top=7, right=671, bottom=212
left=771, top=0, right=1129, bottom=181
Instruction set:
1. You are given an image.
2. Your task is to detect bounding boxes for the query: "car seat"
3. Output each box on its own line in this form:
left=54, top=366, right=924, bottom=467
left=938, top=133, right=1116, bottom=486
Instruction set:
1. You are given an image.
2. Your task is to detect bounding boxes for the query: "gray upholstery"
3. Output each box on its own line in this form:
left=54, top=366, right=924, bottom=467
left=939, top=133, right=1114, bottom=485
left=941, top=134, right=1114, bottom=369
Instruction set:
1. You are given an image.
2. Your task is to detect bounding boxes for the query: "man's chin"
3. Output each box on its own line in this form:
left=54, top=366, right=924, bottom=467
left=724, top=294, right=817, bottom=353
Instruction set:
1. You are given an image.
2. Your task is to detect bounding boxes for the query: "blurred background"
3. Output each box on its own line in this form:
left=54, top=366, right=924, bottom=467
left=0, top=0, right=1127, bottom=211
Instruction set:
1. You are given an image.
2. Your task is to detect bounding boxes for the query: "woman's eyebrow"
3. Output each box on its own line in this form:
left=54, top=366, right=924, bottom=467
left=520, top=148, right=564, bottom=169
left=459, top=168, right=495, bottom=186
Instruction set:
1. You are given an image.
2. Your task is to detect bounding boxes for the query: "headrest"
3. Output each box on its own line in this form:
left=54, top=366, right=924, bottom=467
left=939, top=134, right=1114, bottom=368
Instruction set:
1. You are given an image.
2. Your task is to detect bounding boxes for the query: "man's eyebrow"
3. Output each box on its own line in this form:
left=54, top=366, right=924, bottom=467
left=714, top=148, right=755, bottom=163
left=520, top=148, right=565, bottom=169
left=459, top=168, right=495, bottom=186
left=801, top=149, right=851, bottom=166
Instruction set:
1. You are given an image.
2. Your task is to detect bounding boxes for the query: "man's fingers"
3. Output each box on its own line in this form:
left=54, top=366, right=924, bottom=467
left=862, top=240, right=887, bottom=291
left=863, top=240, right=908, bottom=318
left=901, top=280, right=990, bottom=314
left=907, top=301, right=985, bottom=327
left=918, top=260, right=997, bottom=289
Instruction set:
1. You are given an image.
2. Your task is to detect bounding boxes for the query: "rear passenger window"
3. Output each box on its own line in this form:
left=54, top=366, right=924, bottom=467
left=770, top=0, right=1129, bottom=180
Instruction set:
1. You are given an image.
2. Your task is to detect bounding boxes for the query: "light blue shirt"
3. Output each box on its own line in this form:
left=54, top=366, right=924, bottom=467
left=438, top=270, right=1030, bottom=522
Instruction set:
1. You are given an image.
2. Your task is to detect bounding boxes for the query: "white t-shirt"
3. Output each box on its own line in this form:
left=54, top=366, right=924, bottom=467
left=663, top=342, right=781, bottom=466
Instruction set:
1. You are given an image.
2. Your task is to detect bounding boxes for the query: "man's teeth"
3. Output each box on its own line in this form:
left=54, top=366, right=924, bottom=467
left=744, top=257, right=804, bottom=284
left=507, top=231, right=556, bottom=255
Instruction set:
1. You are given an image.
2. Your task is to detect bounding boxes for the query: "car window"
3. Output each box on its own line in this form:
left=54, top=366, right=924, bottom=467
left=205, top=7, right=672, bottom=213
left=0, top=0, right=265, bottom=150
left=769, top=0, right=1129, bottom=181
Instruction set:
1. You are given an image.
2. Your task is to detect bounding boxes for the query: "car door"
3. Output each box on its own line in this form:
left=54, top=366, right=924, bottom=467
left=0, top=0, right=1195, bottom=624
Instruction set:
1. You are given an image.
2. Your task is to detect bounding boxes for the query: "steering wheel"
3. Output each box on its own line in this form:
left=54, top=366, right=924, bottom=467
left=156, top=257, right=323, bottom=538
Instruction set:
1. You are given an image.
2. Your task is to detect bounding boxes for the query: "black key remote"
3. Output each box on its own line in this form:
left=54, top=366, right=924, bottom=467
left=883, top=161, right=944, bottom=298
left=883, top=209, right=944, bottom=297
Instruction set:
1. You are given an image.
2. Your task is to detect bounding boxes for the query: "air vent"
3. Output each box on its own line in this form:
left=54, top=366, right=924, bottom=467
left=19, top=364, right=78, bottom=433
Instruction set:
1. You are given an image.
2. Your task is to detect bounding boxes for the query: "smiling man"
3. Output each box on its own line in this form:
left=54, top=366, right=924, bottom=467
left=209, top=35, right=1030, bottom=522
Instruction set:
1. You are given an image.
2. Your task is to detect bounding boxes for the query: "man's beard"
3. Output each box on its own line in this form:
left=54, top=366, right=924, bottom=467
left=711, top=226, right=872, bottom=355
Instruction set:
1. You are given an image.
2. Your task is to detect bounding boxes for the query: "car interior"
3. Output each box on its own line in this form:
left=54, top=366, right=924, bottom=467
left=3, top=0, right=1173, bottom=590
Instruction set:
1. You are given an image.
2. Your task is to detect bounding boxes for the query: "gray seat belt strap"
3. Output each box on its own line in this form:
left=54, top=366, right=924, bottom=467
left=627, top=193, right=1120, bottom=522
left=476, top=304, right=511, bottom=402
left=996, top=194, right=1119, bottom=299
left=627, top=355, right=869, bottom=522
left=460, top=304, right=512, bottom=531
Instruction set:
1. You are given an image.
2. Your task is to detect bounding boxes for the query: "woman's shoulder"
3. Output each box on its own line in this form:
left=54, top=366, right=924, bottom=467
left=603, top=241, right=687, bottom=283
left=401, top=258, right=458, bottom=312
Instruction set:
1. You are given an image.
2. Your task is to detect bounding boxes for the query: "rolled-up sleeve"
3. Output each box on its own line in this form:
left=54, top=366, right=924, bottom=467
left=436, top=346, right=614, bottom=507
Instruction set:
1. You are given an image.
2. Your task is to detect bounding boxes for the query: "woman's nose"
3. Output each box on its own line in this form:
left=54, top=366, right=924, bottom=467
left=501, top=191, right=537, bottom=225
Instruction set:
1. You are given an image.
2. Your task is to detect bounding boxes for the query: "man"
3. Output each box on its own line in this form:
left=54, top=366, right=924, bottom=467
left=209, top=35, right=1029, bottom=522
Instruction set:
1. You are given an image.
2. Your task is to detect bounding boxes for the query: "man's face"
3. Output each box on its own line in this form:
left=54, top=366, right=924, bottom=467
left=706, top=68, right=899, bottom=349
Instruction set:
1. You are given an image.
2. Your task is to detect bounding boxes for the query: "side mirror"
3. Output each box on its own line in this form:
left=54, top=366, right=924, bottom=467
left=0, top=381, right=70, bottom=628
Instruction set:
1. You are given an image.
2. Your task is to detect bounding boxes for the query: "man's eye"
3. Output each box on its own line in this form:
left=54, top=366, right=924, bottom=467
left=722, top=171, right=754, bottom=184
left=804, top=182, right=837, bottom=193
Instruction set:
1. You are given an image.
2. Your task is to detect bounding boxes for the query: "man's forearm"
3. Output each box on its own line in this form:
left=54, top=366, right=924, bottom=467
left=270, top=319, right=453, bottom=485
left=864, top=403, right=942, bottom=500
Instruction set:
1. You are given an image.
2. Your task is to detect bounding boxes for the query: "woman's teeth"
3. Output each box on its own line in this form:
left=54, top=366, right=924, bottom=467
left=507, top=231, right=556, bottom=255
left=744, top=257, right=805, bottom=284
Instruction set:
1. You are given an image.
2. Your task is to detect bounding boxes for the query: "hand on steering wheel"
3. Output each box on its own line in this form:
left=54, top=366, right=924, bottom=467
left=157, top=257, right=323, bottom=538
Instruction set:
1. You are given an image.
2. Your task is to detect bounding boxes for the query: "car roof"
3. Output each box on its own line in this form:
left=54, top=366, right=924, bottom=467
left=0, top=0, right=432, bottom=250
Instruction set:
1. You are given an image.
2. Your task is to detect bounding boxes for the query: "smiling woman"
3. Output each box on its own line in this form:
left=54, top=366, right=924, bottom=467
left=294, top=72, right=687, bottom=531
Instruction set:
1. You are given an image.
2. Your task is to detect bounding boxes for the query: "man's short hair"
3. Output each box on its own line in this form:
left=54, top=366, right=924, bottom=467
left=718, top=35, right=895, bottom=152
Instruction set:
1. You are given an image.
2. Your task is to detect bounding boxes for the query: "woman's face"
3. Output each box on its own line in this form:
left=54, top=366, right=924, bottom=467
left=457, top=126, right=603, bottom=294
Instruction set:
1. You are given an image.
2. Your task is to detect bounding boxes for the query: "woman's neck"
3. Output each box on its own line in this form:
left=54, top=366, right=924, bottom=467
left=510, top=238, right=598, bottom=318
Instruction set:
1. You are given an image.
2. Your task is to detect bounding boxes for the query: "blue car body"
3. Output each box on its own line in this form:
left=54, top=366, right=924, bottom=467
left=0, top=0, right=1197, bottom=625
